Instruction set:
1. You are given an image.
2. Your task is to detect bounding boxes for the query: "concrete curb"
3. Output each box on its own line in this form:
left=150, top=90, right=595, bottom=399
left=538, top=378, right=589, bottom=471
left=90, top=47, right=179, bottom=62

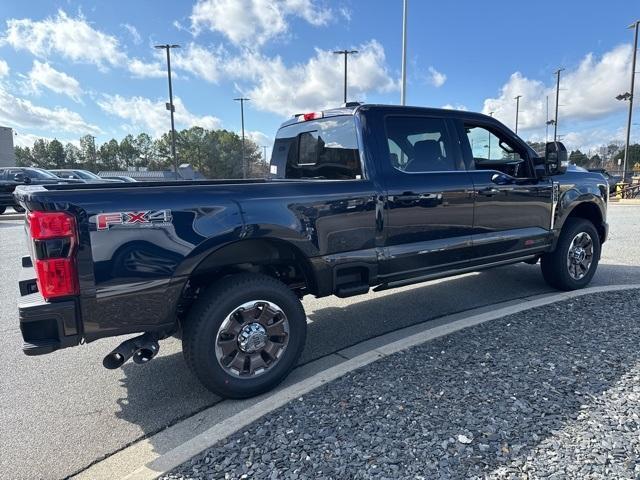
left=72, top=284, right=640, bottom=480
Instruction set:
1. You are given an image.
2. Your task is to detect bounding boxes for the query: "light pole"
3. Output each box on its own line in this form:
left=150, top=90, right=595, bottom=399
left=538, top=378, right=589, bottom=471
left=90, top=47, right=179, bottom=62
left=333, top=50, right=358, bottom=104
left=262, top=145, right=268, bottom=162
left=155, top=44, right=181, bottom=180
left=514, top=95, right=522, bottom=134
left=488, top=111, right=494, bottom=159
left=401, top=0, right=408, bottom=105
left=553, top=68, right=564, bottom=142
left=234, top=97, right=250, bottom=178
left=545, top=95, right=550, bottom=143
left=618, top=20, right=640, bottom=181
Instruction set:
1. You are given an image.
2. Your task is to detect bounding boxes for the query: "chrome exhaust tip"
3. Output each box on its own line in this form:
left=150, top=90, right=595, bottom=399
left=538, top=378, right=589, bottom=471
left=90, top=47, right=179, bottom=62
left=102, top=333, right=160, bottom=369
left=132, top=340, right=160, bottom=364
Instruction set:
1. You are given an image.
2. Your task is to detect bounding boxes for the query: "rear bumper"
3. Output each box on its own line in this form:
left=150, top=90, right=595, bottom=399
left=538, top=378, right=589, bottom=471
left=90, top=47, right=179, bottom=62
left=18, top=257, right=81, bottom=356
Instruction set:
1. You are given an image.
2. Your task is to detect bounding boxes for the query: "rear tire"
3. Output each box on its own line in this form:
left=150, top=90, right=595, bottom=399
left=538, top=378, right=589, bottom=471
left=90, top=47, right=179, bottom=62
left=13, top=205, right=25, bottom=213
left=541, top=218, right=601, bottom=291
left=0, top=207, right=5, bottom=215
left=183, top=273, right=307, bottom=399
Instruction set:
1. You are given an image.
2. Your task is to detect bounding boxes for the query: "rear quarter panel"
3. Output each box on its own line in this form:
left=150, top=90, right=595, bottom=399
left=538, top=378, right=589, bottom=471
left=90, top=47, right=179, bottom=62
left=18, top=179, right=378, bottom=341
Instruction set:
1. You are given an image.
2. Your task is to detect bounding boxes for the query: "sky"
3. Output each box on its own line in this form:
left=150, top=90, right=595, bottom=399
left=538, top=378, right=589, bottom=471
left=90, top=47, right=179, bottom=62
left=0, top=0, right=638, bottom=154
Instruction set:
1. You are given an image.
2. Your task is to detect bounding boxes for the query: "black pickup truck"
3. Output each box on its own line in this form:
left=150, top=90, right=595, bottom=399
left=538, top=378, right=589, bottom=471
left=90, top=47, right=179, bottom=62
left=15, top=104, right=609, bottom=398
left=1, top=167, right=83, bottom=214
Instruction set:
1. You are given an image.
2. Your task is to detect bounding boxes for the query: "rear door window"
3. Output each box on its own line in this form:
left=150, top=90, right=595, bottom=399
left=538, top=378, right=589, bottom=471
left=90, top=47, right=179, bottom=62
left=271, top=116, right=362, bottom=180
left=384, top=116, right=458, bottom=173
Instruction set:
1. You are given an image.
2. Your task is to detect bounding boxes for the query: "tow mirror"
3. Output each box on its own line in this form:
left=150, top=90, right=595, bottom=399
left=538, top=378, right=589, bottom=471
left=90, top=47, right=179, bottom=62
left=545, top=141, right=568, bottom=175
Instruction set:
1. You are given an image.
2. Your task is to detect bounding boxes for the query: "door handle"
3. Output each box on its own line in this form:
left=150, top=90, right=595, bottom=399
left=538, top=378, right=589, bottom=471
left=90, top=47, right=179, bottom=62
left=478, top=187, right=500, bottom=196
left=491, top=173, right=513, bottom=185
left=396, top=192, right=421, bottom=202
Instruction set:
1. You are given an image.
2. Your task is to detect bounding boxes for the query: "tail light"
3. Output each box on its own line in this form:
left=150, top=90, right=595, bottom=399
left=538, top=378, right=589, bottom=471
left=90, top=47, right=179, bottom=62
left=27, top=211, right=79, bottom=300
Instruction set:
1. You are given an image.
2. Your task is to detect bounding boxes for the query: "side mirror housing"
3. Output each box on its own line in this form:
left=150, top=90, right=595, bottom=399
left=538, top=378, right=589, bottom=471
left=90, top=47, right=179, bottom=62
left=545, top=141, right=568, bottom=175
left=14, top=173, right=31, bottom=184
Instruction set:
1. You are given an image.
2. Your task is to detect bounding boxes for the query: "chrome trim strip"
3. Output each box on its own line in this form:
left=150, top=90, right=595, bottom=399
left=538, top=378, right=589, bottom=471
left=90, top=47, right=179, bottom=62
left=550, top=181, right=560, bottom=230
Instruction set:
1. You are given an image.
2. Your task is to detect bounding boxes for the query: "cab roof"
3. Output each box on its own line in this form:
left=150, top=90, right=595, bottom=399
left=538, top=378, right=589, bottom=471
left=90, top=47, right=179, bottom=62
left=278, top=103, right=497, bottom=129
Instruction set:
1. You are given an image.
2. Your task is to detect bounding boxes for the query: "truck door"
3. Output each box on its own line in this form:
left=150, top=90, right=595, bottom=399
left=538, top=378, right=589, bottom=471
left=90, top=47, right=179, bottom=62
left=377, top=114, right=475, bottom=280
left=455, top=119, right=554, bottom=259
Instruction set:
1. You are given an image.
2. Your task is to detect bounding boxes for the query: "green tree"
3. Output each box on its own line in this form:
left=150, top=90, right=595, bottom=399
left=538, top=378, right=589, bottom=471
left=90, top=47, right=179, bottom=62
left=134, top=133, right=154, bottom=168
left=98, top=139, right=120, bottom=171
left=79, top=135, right=98, bottom=172
left=31, top=139, right=49, bottom=167
left=15, top=146, right=34, bottom=167
left=12, top=126, right=270, bottom=179
left=569, top=149, right=589, bottom=168
left=119, top=134, right=139, bottom=169
left=177, top=127, right=208, bottom=173
left=64, top=143, right=82, bottom=168
left=47, top=139, right=66, bottom=169
left=152, top=133, right=173, bottom=170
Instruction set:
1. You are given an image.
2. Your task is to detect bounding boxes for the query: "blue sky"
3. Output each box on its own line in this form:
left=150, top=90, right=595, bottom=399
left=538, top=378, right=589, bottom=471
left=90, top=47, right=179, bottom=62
left=0, top=0, right=638, bottom=153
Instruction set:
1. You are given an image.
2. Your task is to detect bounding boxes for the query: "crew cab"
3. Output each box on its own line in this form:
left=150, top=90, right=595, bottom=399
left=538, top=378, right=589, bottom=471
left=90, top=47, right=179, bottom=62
left=15, top=104, right=609, bottom=398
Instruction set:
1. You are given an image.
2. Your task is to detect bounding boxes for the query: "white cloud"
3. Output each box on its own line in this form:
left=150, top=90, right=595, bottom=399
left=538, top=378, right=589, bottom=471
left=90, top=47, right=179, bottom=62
left=97, top=94, right=222, bottom=137
left=0, top=85, right=100, bottom=134
left=427, top=66, right=446, bottom=87
left=128, top=58, right=166, bottom=78
left=190, top=0, right=332, bottom=46
left=246, top=130, right=271, bottom=146
left=122, top=23, right=142, bottom=45
left=3, top=10, right=127, bottom=69
left=441, top=104, right=468, bottom=111
left=338, top=7, right=352, bottom=22
left=27, top=60, right=83, bottom=102
left=527, top=126, right=626, bottom=152
left=230, top=40, right=397, bottom=116
left=0, top=59, right=9, bottom=77
left=13, top=132, right=79, bottom=148
left=482, top=44, right=632, bottom=132
left=173, top=43, right=225, bottom=83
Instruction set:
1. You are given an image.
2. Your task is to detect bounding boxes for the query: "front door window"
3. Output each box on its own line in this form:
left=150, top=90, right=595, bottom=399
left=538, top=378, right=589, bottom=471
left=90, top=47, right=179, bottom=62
left=464, top=125, right=529, bottom=178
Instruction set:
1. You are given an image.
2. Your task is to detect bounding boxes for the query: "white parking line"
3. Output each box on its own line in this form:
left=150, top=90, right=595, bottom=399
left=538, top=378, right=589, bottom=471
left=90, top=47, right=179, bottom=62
left=72, top=284, right=640, bottom=480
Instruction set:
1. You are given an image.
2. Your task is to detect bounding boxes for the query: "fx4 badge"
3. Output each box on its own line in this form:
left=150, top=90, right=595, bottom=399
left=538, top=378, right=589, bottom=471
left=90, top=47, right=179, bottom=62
left=94, top=210, right=173, bottom=230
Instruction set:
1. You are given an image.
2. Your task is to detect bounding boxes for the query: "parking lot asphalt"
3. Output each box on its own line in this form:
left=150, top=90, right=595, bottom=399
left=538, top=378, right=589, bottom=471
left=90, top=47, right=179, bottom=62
left=162, top=289, right=640, bottom=480
left=0, top=205, right=638, bottom=479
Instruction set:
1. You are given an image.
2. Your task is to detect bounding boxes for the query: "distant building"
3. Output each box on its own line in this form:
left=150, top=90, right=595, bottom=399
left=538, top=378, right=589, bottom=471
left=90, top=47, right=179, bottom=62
left=98, top=163, right=205, bottom=182
left=0, top=126, right=16, bottom=168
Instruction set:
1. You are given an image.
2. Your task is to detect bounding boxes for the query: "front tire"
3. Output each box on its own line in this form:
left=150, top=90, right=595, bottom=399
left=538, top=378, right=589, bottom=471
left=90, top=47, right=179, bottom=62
left=13, top=205, right=25, bottom=213
left=0, top=207, right=5, bottom=215
left=541, top=218, right=601, bottom=291
left=183, top=273, right=307, bottom=399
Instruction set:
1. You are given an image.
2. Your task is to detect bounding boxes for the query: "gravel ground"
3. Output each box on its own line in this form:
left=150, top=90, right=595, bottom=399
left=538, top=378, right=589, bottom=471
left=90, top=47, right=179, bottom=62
left=162, top=290, right=640, bottom=480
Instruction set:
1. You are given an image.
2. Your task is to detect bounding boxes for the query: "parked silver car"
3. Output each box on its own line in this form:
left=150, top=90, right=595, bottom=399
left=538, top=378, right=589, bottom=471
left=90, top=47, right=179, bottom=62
left=50, top=169, right=122, bottom=182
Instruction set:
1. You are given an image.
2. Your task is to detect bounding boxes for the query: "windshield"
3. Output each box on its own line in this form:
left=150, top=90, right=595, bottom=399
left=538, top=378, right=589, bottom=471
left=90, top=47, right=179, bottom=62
left=75, top=170, right=101, bottom=179
left=24, top=168, right=59, bottom=179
